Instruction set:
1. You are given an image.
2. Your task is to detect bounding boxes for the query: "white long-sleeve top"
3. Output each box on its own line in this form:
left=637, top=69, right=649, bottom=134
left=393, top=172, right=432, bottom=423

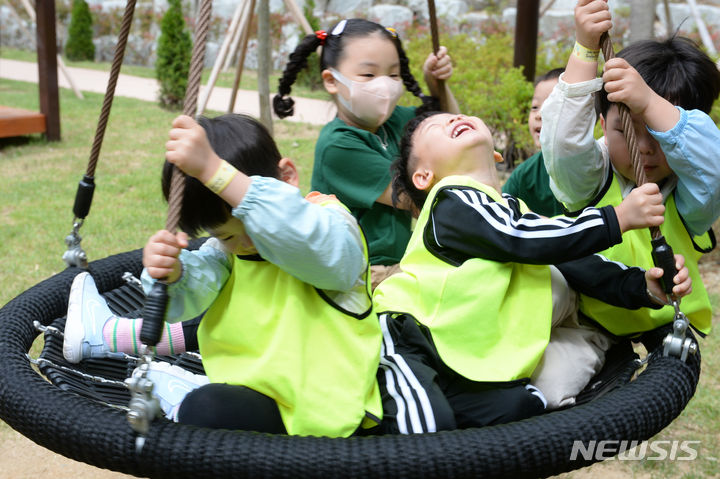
left=540, top=74, right=720, bottom=235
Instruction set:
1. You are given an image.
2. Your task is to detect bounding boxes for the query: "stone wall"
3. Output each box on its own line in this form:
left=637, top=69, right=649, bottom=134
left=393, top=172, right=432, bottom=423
left=3, top=0, right=720, bottom=69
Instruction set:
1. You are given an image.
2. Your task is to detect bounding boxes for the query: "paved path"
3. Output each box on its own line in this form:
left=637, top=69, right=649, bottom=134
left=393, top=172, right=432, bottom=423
left=0, top=58, right=337, bottom=125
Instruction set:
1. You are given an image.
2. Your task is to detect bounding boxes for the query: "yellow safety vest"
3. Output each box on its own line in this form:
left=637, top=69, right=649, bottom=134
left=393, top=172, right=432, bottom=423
left=199, top=235, right=382, bottom=437
left=580, top=174, right=714, bottom=336
left=374, top=176, right=552, bottom=382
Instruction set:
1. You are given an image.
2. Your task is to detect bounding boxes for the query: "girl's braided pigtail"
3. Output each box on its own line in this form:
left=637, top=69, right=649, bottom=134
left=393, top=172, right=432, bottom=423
left=273, top=32, right=325, bottom=118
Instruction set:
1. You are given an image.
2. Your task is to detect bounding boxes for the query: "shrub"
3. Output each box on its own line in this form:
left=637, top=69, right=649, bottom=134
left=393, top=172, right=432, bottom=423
left=65, top=0, right=95, bottom=61
left=155, top=0, right=192, bottom=109
left=401, top=28, right=534, bottom=168
left=294, top=0, right=324, bottom=92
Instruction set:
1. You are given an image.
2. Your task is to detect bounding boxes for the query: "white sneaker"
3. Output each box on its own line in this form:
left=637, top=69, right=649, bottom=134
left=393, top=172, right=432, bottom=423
left=143, top=361, right=209, bottom=421
left=63, top=272, right=125, bottom=363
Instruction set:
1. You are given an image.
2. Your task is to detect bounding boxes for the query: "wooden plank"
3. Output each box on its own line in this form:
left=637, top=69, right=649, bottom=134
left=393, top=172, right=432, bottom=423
left=0, top=106, right=47, bottom=138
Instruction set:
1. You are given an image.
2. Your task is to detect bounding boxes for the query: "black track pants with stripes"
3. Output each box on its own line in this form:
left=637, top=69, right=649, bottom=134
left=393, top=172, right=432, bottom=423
left=376, top=313, right=546, bottom=434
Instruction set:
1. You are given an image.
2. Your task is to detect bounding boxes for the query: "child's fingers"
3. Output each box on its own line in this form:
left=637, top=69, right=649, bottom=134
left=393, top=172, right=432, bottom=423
left=145, top=265, right=176, bottom=281
left=638, top=182, right=661, bottom=195
left=674, top=253, right=686, bottom=271
left=171, top=114, right=194, bottom=129
left=176, top=231, right=190, bottom=249
left=646, top=267, right=663, bottom=280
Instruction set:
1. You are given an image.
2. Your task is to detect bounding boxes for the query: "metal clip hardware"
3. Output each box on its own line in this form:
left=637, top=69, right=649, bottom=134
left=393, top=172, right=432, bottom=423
left=662, top=300, right=697, bottom=362
left=125, top=347, right=160, bottom=453
left=62, top=219, right=88, bottom=268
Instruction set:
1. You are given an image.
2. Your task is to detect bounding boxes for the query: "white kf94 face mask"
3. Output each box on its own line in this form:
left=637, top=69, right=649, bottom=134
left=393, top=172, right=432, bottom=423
left=330, top=68, right=405, bottom=129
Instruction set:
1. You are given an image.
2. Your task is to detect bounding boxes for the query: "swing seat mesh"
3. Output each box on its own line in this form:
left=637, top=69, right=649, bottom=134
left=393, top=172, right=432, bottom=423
left=0, top=246, right=701, bottom=479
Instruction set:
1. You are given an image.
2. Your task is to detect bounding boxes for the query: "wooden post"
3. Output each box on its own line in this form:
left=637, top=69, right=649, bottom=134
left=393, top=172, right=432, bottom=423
left=687, top=0, right=717, bottom=55
left=513, top=0, right=540, bottom=82
left=228, top=0, right=256, bottom=113
left=663, top=0, right=673, bottom=38
left=257, top=0, right=273, bottom=134
left=223, top=1, right=252, bottom=72
left=283, top=0, right=313, bottom=34
left=197, top=1, right=246, bottom=115
left=17, top=0, right=83, bottom=99
left=36, top=0, right=60, bottom=141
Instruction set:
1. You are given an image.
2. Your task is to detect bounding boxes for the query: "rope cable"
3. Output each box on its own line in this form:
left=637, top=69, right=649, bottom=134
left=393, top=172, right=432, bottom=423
left=599, top=32, right=661, bottom=239
left=86, top=0, right=137, bottom=178
left=165, top=0, right=213, bottom=232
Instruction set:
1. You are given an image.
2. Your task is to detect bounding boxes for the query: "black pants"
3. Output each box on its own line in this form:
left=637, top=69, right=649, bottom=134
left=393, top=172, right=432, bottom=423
left=177, top=383, right=287, bottom=433
left=376, top=313, right=545, bottom=434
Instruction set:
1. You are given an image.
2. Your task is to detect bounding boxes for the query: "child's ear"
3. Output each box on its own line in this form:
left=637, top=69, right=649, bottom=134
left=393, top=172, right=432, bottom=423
left=278, top=158, right=299, bottom=188
left=493, top=151, right=503, bottom=163
left=412, top=168, right=435, bottom=191
left=321, top=69, right=338, bottom=94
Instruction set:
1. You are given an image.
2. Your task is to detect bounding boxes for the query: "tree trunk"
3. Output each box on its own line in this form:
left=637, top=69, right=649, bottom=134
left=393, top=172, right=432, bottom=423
left=630, top=0, right=656, bottom=43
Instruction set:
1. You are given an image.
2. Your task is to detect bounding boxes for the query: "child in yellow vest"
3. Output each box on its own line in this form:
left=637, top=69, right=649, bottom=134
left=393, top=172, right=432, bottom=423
left=540, top=0, right=719, bottom=337
left=64, top=113, right=382, bottom=436
left=372, top=111, right=692, bottom=432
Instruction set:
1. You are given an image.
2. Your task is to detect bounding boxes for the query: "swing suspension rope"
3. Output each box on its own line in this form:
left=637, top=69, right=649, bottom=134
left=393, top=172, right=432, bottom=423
left=63, top=0, right=138, bottom=268
left=127, top=0, right=214, bottom=448
left=599, top=33, right=694, bottom=361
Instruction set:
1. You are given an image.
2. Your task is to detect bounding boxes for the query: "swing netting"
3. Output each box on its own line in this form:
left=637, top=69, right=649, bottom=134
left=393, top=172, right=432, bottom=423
left=0, top=241, right=701, bottom=478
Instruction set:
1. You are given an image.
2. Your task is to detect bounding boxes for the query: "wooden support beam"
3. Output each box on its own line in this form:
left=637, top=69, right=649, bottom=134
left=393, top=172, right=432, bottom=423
left=513, top=0, right=540, bottom=83
left=35, top=0, right=60, bottom=141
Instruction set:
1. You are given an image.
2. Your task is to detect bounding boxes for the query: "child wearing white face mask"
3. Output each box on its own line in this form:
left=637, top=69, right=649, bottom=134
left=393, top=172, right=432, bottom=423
left=274, top=18, right=459, bottom=289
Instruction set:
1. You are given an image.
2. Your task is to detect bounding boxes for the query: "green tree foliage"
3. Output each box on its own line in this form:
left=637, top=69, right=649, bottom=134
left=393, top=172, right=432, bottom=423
left=402, top=30, right=534, bottom=167
left=156, top=0, right=192, bottom=109
left=65, top=0, right=95, bottom=62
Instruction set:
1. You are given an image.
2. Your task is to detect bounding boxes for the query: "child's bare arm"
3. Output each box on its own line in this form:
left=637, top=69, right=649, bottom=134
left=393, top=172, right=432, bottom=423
left=165, top=115, right=252, bottom=207
left=564, top=0, right=612, bottom=84
left=603, top=58, right=680, bottom=131
left=613, top=183, right=665, bottom=233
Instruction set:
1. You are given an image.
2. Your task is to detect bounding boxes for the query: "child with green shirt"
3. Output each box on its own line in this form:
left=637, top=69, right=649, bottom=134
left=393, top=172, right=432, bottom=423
left=502, top=67, right=565, bottom=217
left=273, top=18, right=460, bottom=288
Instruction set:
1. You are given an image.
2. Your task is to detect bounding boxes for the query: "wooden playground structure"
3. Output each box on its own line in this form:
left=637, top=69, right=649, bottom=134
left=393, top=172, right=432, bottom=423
left=0, top=0, right=60, bottom=141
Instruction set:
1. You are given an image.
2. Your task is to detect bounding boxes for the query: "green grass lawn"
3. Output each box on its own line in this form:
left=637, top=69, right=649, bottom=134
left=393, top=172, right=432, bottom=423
left=1, top=77, right=719, bottom=478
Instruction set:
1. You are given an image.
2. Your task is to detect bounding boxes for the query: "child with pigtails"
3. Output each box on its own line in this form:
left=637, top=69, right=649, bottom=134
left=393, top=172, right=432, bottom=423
left=274, top=18, right=459, bottom=288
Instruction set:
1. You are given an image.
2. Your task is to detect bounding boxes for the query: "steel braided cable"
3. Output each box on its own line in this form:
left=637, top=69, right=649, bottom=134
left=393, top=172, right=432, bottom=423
left=599, top=32, right=661, bottom=239
left=86, top=0, right=137, bottom=178
left=165, top=0, right=213, bottom=232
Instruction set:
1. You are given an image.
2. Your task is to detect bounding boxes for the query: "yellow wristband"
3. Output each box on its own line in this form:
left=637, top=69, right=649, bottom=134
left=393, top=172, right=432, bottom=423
left=573, top=41, right=600, bottom=62
left=203, top=159, right=237, bottom=194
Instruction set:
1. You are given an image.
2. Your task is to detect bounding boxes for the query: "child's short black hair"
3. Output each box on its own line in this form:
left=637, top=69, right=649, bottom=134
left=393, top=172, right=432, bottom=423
left=596, top=36, right=720, bottom=117
left=535, top=67, right=564, bottom=85
left=391, top=111, right=443, bottom=211
left=161, top=114, right=282, bottom=237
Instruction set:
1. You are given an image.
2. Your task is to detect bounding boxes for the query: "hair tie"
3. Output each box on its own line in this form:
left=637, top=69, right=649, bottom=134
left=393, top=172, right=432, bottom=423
left=315, top=30, right=327, bottom=45
left=385, top=27, right=398, bottom=38
left=331, top=19, right=347, bottom=36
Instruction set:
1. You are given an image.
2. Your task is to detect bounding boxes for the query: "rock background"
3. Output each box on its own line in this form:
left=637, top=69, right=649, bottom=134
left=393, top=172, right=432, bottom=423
left=3, top=0, right=720, bottom=69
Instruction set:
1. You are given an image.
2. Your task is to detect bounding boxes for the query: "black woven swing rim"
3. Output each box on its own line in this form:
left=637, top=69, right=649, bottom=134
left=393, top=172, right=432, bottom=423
left=0, top=248, right=701, bottom=479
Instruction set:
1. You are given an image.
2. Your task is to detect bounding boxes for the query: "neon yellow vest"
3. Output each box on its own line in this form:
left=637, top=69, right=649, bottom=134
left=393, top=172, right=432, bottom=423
left=374, top=176, right=552, bottom=382
left=199, top=250, right=382, bottom=437
left=580, top=174, right=714, bottom=336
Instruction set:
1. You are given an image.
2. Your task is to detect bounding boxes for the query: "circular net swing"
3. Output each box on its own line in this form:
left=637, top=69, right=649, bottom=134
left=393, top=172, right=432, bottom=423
left=0, top=2, right=703, bottom=477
